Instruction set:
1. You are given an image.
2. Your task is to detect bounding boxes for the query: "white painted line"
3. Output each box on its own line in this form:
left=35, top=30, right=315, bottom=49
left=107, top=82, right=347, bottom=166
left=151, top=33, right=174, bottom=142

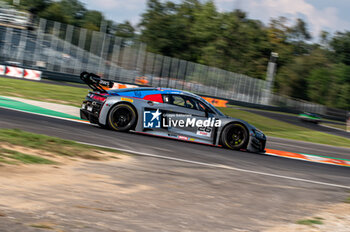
left=78, top=141, right=350, bottom=190
left=0, top=106, right=90, bottom=125
left=320, top=123, right=349, bottom=132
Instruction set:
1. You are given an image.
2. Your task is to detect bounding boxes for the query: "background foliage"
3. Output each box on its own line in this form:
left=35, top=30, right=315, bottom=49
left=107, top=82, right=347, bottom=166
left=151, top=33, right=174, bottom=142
left=6, top=0, right=350, bottom=110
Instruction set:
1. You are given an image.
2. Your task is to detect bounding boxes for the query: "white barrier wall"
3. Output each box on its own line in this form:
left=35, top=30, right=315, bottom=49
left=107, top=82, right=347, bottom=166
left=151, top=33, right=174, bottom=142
left=0, top=65, right=5, bottom=75
left=24, top=69, right=42, bottom=81
left=5, top=66, right=23, bottom=78
left=1, top=66, right=41, bottom=81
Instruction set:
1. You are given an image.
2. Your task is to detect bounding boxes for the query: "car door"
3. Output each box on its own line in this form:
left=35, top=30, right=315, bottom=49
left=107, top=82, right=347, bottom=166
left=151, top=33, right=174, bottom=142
left=162, top=94, right=216, bottom=142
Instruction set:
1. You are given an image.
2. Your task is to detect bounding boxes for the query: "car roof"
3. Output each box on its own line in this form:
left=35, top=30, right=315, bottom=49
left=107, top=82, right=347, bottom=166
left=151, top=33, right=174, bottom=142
left=108, top=87, right=202, bottom=99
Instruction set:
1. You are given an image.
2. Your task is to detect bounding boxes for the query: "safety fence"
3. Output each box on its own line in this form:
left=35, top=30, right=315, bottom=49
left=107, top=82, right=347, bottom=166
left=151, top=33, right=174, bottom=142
left=0, top=17, right=336, bottom=116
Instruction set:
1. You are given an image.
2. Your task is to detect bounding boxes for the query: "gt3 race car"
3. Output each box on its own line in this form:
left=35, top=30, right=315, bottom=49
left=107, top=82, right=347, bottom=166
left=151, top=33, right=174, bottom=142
left=80, top=72, right=266, bottom=153
left=298, top=112, right=322, bottom=124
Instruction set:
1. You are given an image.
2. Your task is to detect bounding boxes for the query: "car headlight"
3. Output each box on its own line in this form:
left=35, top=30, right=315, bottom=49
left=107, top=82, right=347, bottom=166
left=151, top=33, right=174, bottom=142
left=253, top=128, right=265, bottom=139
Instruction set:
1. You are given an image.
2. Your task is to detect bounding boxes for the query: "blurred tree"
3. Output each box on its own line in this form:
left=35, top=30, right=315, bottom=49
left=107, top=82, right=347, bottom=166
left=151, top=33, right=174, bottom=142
left=183, top=1, right=220, bottom=60
left=289, top=18, right=312, bottom=41
left=307, top=67, right=332, bottom=105
left=266, top=16, right=293, bottom=68
left=325, top=64, right=350, bottom=109
left=319, top=30, right=330, bottom=46
left=276, top=48, right=330, bottom=100
left=3, top=0, right=52, bottom=14
left=115, top=21, right=135, bottom=38
left=200, top=10, right=270, bottom=78
left=81, top=10, right=104, bottom=31
left=39, top=2, right=70, bottom=23
left=58, top=0, right=86, bottom=25
left=139, top=0, right=188, bottom=57
left=330, top=31, right=350, bottom=65
left=288, top=18, right=312, bottom=55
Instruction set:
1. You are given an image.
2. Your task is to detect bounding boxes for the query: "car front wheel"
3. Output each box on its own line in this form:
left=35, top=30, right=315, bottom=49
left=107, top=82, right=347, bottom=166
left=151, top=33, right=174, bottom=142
left=221, top=123, right=248, bottom=150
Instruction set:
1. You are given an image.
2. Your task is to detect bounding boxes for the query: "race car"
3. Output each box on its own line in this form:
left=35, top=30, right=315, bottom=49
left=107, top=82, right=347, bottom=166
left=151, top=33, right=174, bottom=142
left=298, top=112, right=322, bottom=124
left=79, top=72, right=266, bottom=153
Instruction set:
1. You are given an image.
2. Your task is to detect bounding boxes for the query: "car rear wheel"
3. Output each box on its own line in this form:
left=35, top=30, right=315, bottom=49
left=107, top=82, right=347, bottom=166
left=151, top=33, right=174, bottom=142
left=221, top=123, right=248, bottom=150
left=108, top=104, right=137, bottom=132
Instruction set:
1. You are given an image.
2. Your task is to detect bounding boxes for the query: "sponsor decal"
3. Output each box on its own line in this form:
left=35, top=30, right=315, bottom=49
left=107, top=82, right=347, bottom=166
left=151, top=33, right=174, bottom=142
left=143, top=109, right=221, bottom=129
left=144, top=109, right=162, bottom=128
left=99, top=80, right=111, bottom=86
left=196, top=127, right=212, bottom=137
left=134, top=91, right=142, bottom=98
left=163, top=117, right=221, bottom=128
left=121, top=97, right=133, bottom=103
left=178, top=136, right=188, bottom=140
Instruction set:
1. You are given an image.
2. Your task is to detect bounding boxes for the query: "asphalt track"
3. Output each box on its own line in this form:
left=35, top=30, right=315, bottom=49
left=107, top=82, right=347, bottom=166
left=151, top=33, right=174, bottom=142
left=0, top=107, right=349, bottom=189
left=242, top=108, right=350, bottom=139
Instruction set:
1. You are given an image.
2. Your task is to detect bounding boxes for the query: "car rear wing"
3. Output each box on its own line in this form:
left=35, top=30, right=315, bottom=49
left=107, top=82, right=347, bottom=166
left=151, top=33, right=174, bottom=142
left=80, top=72, right=114, bottom=93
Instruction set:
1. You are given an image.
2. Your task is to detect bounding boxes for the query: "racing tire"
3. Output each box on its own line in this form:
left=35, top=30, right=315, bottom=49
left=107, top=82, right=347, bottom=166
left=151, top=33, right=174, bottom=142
left=108, top=104, right=137, bottom=132
left=221, top=123, right=249, bottom=150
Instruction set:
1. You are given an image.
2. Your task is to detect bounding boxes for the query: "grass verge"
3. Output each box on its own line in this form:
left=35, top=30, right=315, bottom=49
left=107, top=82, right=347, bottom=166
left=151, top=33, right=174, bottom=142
left=0, top=128, right=125, bottom=164
left=229, top=104, right=345, bottom=124
left=0, top=77, right=88, bottom=107
left=30, top=223, right=54, bottom=230
left=345, top=196, right=350, bottom=204
left=0, top=148, right=55, bottom=164
left=219, top=107, right=350, bottom=148
left=321, top=123, right=347, bottom=131
left=296, top=219, right=323, bottom=225
left=1, top=77, right=349, bottom=148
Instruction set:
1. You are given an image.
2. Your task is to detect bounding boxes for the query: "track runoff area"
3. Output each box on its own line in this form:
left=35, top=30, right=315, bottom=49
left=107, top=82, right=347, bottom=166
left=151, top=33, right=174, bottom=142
left=0, top=95, right=349, bottom=168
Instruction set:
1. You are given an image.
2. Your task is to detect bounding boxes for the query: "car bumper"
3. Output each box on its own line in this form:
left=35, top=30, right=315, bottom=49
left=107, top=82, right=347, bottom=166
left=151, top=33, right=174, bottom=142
left=247, top=130, right=266, bottom=153
left=249, top=136, right=266, bottom=153
left=80, top=100, right=103, bottom=124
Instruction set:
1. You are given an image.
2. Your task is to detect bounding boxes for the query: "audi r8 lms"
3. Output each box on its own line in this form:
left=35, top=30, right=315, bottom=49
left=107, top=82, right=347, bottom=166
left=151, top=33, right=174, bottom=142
left=80, top=72, right=266, bottom=153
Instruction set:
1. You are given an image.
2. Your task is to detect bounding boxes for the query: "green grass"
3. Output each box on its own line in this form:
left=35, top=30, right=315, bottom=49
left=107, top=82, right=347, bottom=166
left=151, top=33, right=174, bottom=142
left=219, top=107, right=350, bottom=148
left=229, top=104, right=345, bottom=124
left=1, top=77, right=349, bottom=148
left=321, top=123, right=347, bottom=131
left=228, top=104, right=298, bottom=117
left=30, top=224, right=54, bottom=230
left=0, top=148, right=55, bottom=164
left=0, top=77, right=88, bottom=107
left=297, top=219, right=323, bottom=225
left=0, top=129, right=125, bottom=164
left=345, top=196, right=350, bottom=204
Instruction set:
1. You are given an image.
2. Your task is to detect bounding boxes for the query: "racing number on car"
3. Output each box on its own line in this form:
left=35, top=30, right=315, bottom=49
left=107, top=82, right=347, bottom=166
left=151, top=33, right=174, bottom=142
left=197, top=127, right=212, bottom=137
